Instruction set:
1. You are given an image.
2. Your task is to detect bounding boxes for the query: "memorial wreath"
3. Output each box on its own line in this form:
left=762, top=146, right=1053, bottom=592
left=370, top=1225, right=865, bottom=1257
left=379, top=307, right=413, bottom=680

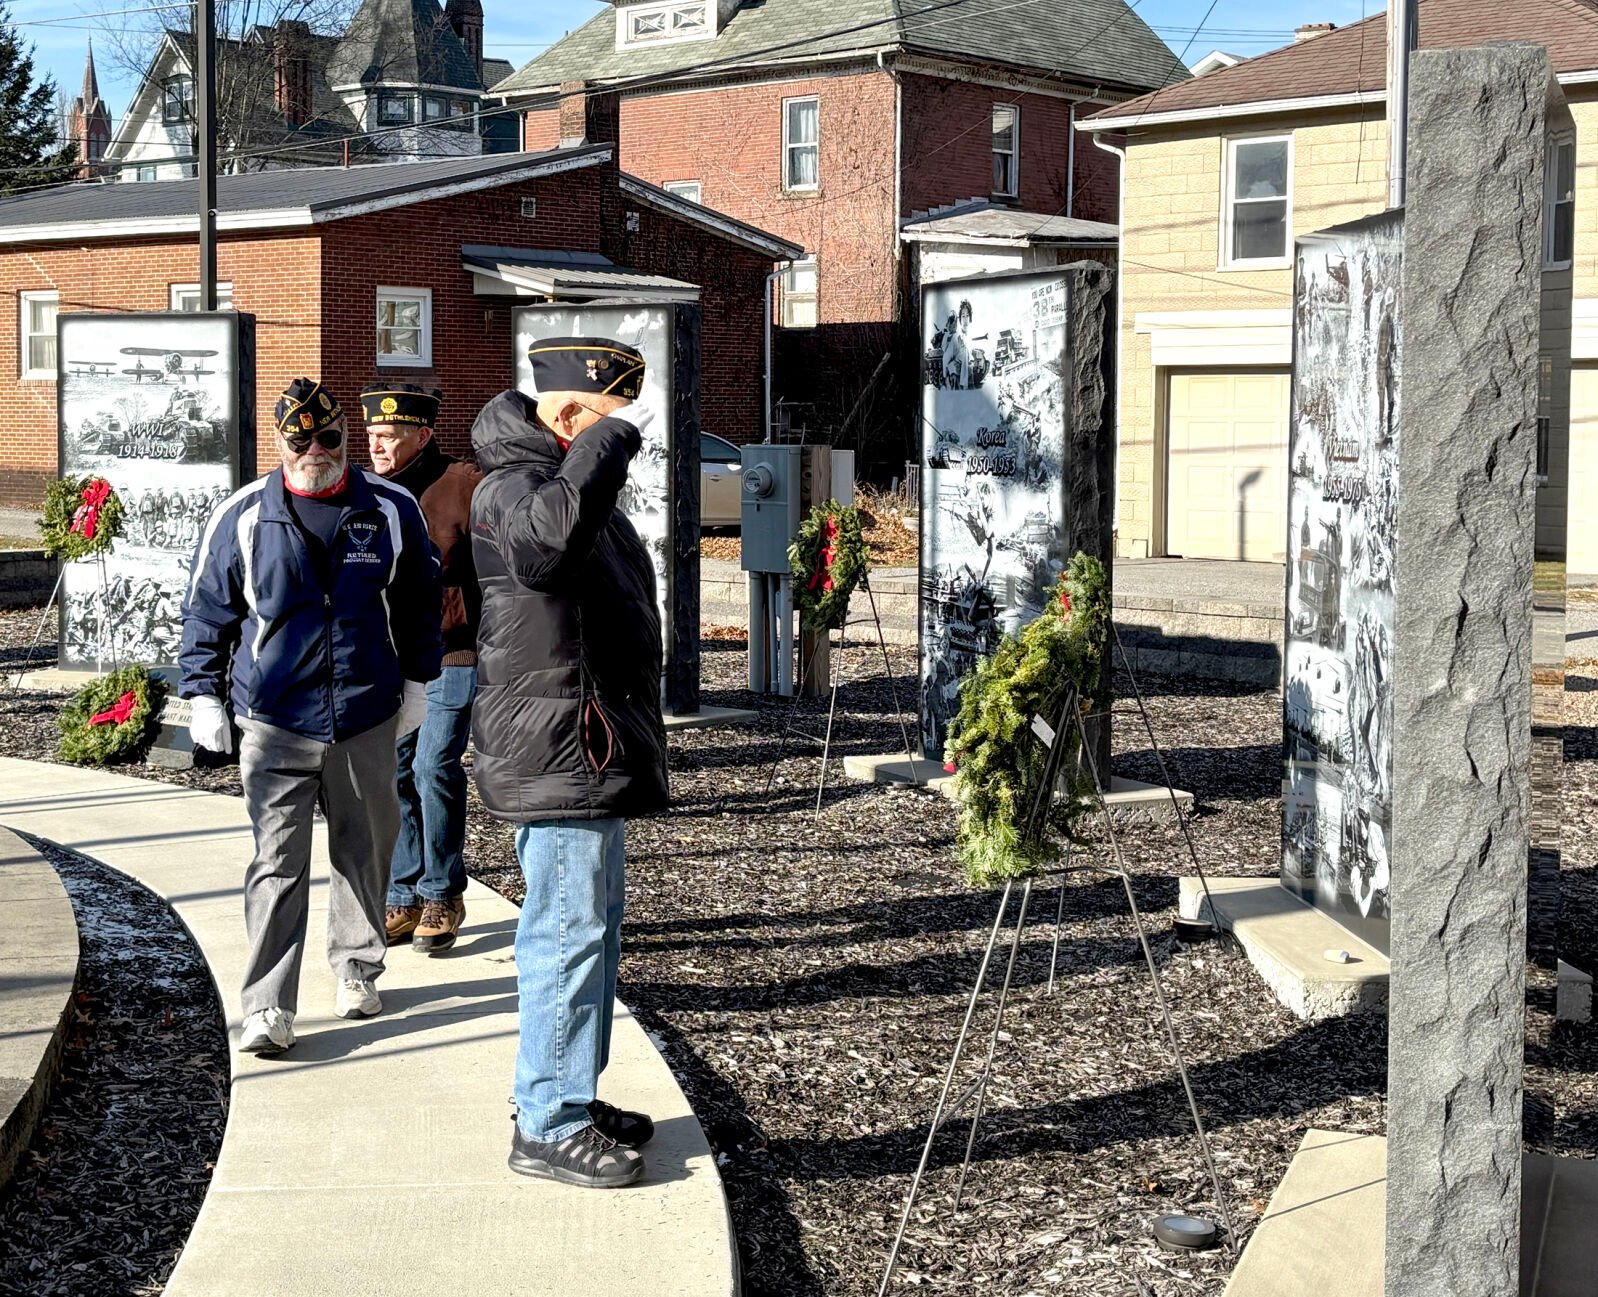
left=40, top=475, right=125, bottom=562
left=789, top=500, right=868, bottom=632
left=57, top=665, right=166, bottom=766
left=944, top=552, right=1111, bottom=887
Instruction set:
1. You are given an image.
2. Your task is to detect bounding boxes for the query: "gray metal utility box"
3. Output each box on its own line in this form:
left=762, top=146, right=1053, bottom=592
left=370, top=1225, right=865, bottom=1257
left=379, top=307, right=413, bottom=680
left=739, top=445, right=802, bottom=573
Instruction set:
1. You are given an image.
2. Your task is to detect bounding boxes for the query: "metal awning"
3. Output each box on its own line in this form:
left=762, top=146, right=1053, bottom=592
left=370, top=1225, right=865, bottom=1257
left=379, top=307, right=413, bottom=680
left=461, top=245, right=700, bottom=302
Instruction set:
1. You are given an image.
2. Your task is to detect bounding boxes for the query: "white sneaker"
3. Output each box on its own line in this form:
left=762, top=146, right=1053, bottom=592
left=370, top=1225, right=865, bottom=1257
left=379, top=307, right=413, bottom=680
left=335, top=978, right=382, bottom=1019
left=239, top=1007, right=295, bottom=1054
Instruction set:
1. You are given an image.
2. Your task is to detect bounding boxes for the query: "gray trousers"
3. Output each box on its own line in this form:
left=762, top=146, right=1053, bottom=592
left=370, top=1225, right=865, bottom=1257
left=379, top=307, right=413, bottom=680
left=238, top=716, right=400, bottom=1016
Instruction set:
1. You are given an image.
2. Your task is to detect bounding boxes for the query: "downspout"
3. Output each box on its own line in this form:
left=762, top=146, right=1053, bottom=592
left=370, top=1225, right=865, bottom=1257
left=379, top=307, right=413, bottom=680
left=1093, top=133, right=1126, bottom=544
left=1066, top=102, right=1076, bottom=218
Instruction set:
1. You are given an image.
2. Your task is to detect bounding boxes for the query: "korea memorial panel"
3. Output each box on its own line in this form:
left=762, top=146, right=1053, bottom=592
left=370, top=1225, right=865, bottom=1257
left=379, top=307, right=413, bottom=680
left=919, top=270, right=1073, bottom=758
left=57, top=312, right=246, bottom=670
left=1280, top=213, right=1401, bottom=955
left=512, top=304, right=674, bottom=639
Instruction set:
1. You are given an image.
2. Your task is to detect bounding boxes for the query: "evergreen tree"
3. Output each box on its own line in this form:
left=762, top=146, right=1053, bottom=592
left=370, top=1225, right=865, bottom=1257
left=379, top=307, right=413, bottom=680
left=0, top=4, right=77, bottom=195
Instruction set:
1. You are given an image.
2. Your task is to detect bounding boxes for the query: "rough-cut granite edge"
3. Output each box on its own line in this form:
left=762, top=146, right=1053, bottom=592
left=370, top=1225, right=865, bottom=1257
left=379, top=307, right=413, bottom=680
left=1386, top=43, right=1552, bottom=1297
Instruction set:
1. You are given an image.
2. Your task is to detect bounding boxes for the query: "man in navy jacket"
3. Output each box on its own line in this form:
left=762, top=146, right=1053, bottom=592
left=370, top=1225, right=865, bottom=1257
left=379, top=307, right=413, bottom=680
left=181, top=377, right=442, bottom=1055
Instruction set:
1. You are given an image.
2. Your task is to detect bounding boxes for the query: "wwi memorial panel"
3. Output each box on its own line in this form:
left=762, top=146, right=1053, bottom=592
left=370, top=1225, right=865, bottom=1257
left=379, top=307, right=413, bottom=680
left=1281, top=213, right=1402, bottom=954
left=56, top=312, right=251, bottom=669
left=919, top=270, right=1072, bottom=758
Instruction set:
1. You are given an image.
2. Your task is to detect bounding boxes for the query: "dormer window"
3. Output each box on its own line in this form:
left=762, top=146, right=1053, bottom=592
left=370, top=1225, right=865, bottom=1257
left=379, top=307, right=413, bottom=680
left=618, top=1, right=712, bottom=48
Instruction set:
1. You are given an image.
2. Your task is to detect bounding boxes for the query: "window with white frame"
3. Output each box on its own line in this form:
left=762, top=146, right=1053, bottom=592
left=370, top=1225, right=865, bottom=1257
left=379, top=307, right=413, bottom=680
left=170, top=282, right=235, bottom=311
left=135, top=164, right=157, bottom=183
left=161, top=74, right=192, bottom=125
left=781, top=259, right=817, bottom=328
left=376, top=288, right=432, bottom=366
left=619, top=1, right=710, bottom=46
left=1222, top=135, right=1291, bottom=267
left=991, top=104, right=1019, bottom=197
left=664, top=180, right=702, bottom=203
left=783, top=97, right=819, bottom=192
left=20, top=291, right=58, bottom=379
left=1545, top=136, right=1575, bottom=268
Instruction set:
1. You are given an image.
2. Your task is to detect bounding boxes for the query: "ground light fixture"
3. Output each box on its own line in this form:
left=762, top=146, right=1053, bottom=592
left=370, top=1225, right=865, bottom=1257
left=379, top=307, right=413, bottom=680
left=1150, top=1214, right=1223, bottom=1253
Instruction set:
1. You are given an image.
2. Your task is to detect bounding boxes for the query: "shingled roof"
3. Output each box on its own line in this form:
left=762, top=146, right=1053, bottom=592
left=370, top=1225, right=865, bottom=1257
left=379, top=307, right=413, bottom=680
left=493, top=0, right=1183, bottom=99
left=325, top=0, right=482, bottom=90
left=1082, top=0, right=1598, bottom=129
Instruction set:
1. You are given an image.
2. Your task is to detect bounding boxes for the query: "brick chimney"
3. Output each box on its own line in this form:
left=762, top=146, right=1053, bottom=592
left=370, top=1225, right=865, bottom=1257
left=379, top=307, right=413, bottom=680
left=1294, top=22, right=1335, bottom=41
left=445, top=0, right=484, bottom=84
left=558, top=80, right=618, bottom=149
left=273, top=19, right=313, bottom=127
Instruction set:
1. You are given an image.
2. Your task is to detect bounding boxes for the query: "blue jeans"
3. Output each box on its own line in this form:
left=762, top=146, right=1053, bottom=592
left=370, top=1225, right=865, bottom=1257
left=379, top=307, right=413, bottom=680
left=514, top=817, right=625, bottom=1142
left=387, top=666, right=476, bottom=907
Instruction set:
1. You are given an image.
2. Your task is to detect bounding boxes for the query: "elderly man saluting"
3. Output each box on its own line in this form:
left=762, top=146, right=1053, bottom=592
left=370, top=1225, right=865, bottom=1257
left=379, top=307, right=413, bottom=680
left=181, top=378, right=442, bottom=1055
left=470, top=337, right=668, bottom=1188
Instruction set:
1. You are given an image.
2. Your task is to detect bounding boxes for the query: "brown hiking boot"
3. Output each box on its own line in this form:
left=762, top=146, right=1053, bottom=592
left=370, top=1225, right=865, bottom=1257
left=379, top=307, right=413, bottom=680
left=385, top=904, right=422, bottom=945
left=413, top=897, right=465, bottom=954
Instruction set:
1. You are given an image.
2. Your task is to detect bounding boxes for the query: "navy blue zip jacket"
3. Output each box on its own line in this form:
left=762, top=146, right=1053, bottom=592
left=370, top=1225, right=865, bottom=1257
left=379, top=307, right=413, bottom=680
left=180, top=466, right=444, bottom=743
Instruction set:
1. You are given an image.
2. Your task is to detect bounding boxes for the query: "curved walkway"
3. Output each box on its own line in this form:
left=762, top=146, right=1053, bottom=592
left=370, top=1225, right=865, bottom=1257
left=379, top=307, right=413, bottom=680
left=0, top=757, right=736, bottom=1297
left=0, top=827, right=78, bottom=1189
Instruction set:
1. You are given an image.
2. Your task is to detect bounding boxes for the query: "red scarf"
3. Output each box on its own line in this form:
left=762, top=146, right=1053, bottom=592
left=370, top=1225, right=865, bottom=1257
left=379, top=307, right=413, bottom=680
left=71, top=478, right=113, bottom=540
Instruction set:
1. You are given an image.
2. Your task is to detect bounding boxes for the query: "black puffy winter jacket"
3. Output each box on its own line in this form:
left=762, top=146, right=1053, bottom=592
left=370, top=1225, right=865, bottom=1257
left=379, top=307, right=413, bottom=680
left=468, top=390, right=669, bottom=823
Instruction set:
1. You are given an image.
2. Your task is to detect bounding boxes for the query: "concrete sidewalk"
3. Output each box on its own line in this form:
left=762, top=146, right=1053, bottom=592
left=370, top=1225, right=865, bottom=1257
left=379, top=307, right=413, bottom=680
left=0, top=758, right=736, bottom=1297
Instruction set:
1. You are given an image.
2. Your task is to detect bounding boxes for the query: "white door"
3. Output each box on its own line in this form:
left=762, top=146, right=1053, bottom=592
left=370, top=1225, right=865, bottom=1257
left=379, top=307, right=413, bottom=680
left=1571, top=365, right=1598, bottom=578
left=1166, top=369, right=1290, bottom=561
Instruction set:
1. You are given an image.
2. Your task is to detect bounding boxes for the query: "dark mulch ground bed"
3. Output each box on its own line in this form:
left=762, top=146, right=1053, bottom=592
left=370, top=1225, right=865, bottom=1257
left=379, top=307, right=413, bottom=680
left=3, top=607, right=1596, bottom=1295
left=0, top=839, right=228, bottom=1297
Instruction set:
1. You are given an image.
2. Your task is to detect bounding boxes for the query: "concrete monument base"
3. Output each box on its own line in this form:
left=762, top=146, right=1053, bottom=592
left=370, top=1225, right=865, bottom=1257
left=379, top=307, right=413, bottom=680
left=842, top=752, right=1194, bottom=822
left=663, top=704, right=758, bottom=731
left=1179, top=876, right=1389, bottom=1020
left=1226, top=1128, right=1598, bottom=1297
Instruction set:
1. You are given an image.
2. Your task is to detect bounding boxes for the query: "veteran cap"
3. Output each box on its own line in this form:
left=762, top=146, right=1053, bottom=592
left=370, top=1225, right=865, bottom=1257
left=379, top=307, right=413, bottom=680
left=275, top=377, right=342, bottom=436
left=359, top=383, right=442, bottom=429
left=526, top=336, right=646, bottom=401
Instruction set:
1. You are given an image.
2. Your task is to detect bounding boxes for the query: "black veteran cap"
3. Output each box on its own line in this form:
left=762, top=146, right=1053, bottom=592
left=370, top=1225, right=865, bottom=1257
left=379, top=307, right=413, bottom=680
left=526, top=336, right=646, bottom=401
left=359, top=384, right=442, bottom=429
left=275, top=378, right=342, bottom=436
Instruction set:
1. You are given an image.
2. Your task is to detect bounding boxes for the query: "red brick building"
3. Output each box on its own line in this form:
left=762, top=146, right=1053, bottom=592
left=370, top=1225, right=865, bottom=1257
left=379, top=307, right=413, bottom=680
left=492, top=0, right=1181, bottom=467
left=0, top=147, right=798, bottom=508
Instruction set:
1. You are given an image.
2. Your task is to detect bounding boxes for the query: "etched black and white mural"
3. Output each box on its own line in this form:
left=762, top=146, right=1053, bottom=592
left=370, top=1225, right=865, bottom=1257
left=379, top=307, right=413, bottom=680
left=57, top=313, right=246, bottom=669
left=919, top=270, right=1071, bottom=758
left=513, top=304, right=674, bottom=633
left=1281, top=212, right=1402, bottom=953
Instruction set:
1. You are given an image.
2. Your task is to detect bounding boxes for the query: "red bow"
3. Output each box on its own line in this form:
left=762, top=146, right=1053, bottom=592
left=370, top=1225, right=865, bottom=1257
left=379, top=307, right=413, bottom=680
left=71, top=478, right=114, bottom=541
left=88, top=691, right=138, bottom=726
left=807, top=517, right=839, bottom=594
left=1059, top=588, right=1073, bottom=618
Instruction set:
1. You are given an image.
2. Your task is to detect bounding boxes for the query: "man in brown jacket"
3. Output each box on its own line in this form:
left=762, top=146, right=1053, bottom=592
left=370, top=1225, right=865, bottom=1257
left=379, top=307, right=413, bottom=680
left=362, top=384, right=482, bottom=953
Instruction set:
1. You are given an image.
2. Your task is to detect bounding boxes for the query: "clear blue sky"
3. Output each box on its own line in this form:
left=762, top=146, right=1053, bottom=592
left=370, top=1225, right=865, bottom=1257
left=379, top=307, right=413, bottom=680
left=28, top=0, right=1375, bottom=128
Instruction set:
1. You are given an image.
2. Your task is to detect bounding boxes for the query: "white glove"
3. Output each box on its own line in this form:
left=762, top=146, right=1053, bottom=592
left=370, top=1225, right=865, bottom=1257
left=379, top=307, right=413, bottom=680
left=188, top=694, right=232, bottom=755
left=615, top=402, right=655, bottom=437
left=396, top=680, right=429, bottom=737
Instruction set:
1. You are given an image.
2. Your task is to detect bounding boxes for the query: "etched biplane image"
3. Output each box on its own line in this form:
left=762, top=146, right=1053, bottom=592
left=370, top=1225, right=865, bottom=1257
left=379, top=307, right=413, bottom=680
left=57, top=312, right=242, bottom=669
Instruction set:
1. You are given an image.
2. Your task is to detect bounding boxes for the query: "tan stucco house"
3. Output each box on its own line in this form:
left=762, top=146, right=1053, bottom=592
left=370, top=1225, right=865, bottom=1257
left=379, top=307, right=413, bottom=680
left=1078, top=0, right=1597, bottom=571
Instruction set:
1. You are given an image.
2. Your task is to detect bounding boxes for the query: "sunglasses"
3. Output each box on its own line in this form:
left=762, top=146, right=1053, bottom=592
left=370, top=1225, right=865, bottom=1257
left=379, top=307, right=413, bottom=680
left=281, top=422, right=345, bottom=454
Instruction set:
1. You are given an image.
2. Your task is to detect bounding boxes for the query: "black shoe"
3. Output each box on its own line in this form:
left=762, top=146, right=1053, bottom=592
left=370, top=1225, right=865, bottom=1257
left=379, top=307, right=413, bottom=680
left=508, top=1122, right=645, bottom=1189
left=588, top=1099, right=655, bottom=1149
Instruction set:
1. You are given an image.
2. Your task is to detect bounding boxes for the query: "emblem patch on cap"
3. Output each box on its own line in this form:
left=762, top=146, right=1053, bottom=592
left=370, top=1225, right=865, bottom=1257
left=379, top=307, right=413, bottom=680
left=300, top=413, right=315, bottom=430
left=381, top=397, right=398, bottom=415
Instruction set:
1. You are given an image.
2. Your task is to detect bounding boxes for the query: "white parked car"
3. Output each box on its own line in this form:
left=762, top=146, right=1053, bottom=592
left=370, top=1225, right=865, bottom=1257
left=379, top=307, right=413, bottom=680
left=701, top=432, right=742, bottom=528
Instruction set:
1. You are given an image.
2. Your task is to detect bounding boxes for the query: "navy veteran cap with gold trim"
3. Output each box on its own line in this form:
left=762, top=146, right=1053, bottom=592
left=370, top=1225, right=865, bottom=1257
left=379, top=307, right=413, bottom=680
left=527, top=336, right=646, bottom=401
left=359, top=383, right=442, bottom=429
left=275, top=377, right=342, bottom=436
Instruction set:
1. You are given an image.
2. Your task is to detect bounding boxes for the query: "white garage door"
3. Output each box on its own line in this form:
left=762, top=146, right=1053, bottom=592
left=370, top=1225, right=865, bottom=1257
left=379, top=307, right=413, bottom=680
left=1166, top=369, right=1290, bottom=562
left=1571, top=365, right=1598, bottom=578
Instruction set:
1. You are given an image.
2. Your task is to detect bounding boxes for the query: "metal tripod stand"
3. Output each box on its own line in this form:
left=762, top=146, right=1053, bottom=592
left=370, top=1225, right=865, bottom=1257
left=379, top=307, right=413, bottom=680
left=878, top=667, right=1237, bottom=1294
left=764, top=572, right=919, bottom=812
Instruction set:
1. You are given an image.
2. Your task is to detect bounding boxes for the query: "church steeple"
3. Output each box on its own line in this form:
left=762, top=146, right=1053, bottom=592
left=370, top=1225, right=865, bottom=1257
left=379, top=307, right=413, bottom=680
left=68, top=41, right=113, bottom=178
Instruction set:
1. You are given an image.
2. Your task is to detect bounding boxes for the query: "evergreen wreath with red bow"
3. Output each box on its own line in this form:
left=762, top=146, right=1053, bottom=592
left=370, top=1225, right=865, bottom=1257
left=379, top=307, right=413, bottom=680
left=788, top=500, right=868, bottom=632
left=39, top=474, right=125, bottom=562
left=57, top=665, right=166, bottom=766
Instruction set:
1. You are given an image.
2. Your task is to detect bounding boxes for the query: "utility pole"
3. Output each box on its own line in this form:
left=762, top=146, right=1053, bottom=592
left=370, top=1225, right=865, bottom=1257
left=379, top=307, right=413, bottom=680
left=1386, top=0, right=1418, bottom=208
left=195, top=0, right=218, bottom=310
